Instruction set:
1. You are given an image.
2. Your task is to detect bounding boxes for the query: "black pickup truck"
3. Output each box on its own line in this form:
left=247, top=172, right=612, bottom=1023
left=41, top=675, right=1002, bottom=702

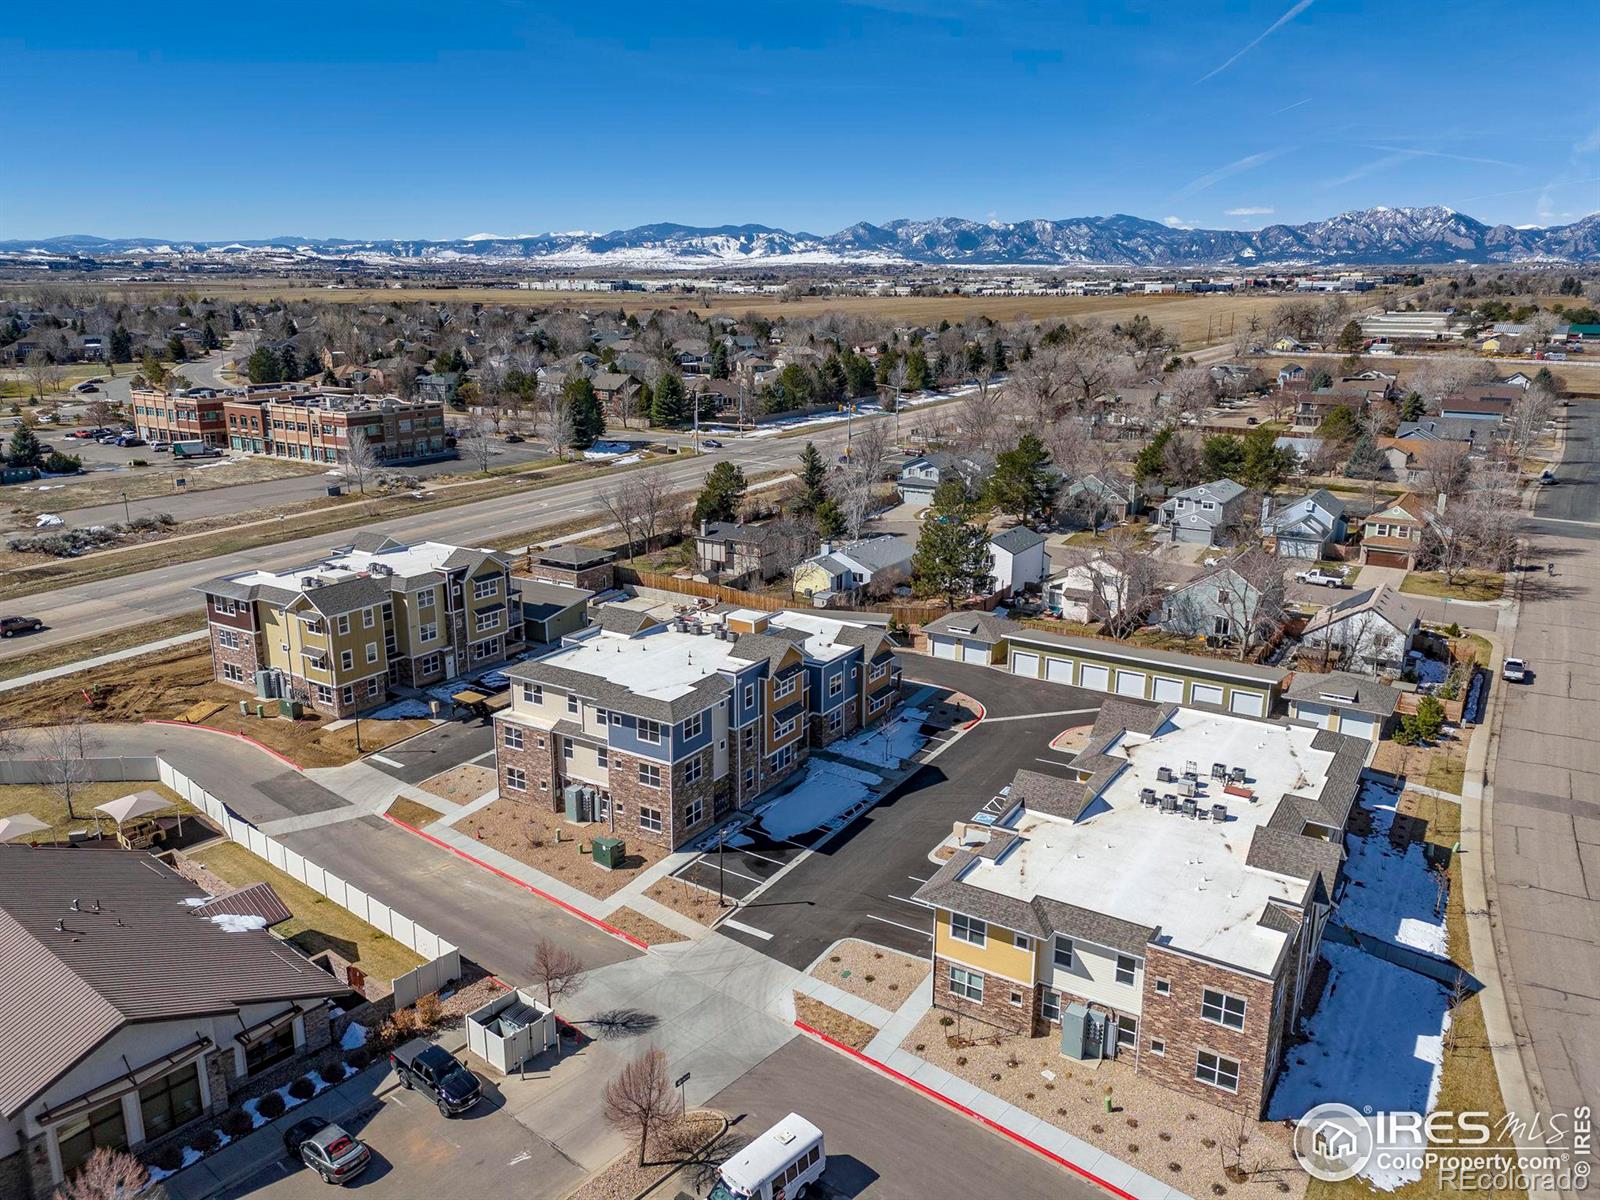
left=388, top=1040, right=482, bottom=1117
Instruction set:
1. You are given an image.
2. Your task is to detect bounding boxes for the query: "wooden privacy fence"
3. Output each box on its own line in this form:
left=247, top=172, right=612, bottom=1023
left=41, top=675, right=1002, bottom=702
left=151, top=758, right=461, bottom=1007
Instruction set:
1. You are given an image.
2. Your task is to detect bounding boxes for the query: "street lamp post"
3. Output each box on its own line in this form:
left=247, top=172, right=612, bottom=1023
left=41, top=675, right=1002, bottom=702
left=120, top=491, right=131, bottom=524
left=717, top=825, right=726, bottom=908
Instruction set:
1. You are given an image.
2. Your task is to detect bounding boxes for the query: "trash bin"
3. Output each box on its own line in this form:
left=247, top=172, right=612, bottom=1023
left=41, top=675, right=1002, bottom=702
left=326, top=484, right=343, bottom=498
left=592, top=837, right=625, bottom=869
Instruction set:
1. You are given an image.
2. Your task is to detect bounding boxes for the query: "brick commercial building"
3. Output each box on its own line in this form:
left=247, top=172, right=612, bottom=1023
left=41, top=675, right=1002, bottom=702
left=199, top=533, right=517, bottom=718
left=0, top=850, right=342, bottom=1200
left=493, top=607, right=901, bottom=850
left=222, top=391, right=449, bottom=465
left=130, top=387, right=228, bottom=448
left=916, top=700, right=1365, bottom=1117
left=517, top=544, right=617, bottom=593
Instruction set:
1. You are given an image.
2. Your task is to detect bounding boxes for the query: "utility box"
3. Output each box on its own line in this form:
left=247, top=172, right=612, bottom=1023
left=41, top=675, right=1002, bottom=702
left=465, top=988, right=556, bottom=1075
left=1060, top=1003, right=1110, bottom=1061
left=592, top=837, right=625, bottom=869
left=326, top=484, right=342, bottom=498
left=278, top=698, right=304, bottom=720
left=562, top=784, right=594, bottom=823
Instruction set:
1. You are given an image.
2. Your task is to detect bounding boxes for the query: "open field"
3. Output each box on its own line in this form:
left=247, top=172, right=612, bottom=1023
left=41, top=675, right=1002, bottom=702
left=3, top=454, right=332, bottom=515
left=0, top=363, right=107, bottom=400
left=0, top=613, right=205, bottom=683
left=0, top=781, right=189, bottom=843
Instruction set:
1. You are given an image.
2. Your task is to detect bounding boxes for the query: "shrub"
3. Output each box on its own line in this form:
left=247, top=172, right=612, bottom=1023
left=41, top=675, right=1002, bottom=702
left=1201, top=1137, right=1216, bottom=1149
left=188, top=1129, right=220, bottom=1155
left=862, top=973, right=875, bottom=983
left=43, top=451, right=82, bottom=474
left=1168, top=1162, right=1182, bottom=1174
left=321, top=1060, right=348, bottom=1084
left=414, top=992, right=444, bottom=1028
left=256, top=1092, right=286, bottom=1120
left=220, top=1109, right=254, bottom=1139
left=345, top=1048, right=370, bottom=1072
left=1158, top=1131, right=1171, bottom=1142
left=1213, top=1186, right=1228, bottom=1196
left=1126, top=1117, right=1138, bottom=1128
left=955, top=1056, right=967, bottom=1066
left=1128, top=1143, right=1139, bottom=1154
left=129, top=458, right=149, bottom=467
left=147, top=1143, right=184, bottom=1173
left=1091, top=1123, right=1104, bottom=1134
left=938, top=1015, right=954, bottom=1027
left=284, top=1077, right=314, bottom=1102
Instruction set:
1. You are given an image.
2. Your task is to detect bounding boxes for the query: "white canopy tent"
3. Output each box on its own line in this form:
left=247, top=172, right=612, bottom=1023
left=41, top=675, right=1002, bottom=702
left=0, top=814, right=51, bottom=844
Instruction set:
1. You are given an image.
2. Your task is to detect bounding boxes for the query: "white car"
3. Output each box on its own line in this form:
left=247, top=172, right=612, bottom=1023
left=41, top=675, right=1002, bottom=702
left=1502, top=657, right=1528, bottom=683
left=1296, top=567, right=1347, bottom=588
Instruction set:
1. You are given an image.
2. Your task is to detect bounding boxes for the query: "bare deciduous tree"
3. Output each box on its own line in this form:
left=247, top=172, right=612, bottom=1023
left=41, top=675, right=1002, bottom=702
left=1060, top=529, right=1165, bottom=637
left=340, top=427, right=378, bottom=494
left=602, top=1048, right=678, bottom=1167
left=1212, top=546, right=1289, bottom=661
left=528, top=938, right=585, bottom=1010
left=41, top=721, right=91, bottom=821
left=53, top=1147, right=156, bottom=1200
left=457, top=413, right=496, bottom=474
left=1165, top=365, right=1217, bottom=419
left=1408, top=355, right=1498, bottom=410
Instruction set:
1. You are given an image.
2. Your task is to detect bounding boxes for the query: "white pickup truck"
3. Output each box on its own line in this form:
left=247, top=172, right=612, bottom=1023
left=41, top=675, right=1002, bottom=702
left=1296, top=567, right=1347, bottom=588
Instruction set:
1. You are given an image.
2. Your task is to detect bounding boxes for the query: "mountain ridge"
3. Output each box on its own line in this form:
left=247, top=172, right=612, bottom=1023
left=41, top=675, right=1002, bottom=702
left=4, top=206, right=1597, bottom=268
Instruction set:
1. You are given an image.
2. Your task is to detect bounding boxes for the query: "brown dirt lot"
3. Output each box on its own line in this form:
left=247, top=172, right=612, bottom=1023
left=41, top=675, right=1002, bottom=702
left=604, top=906, right=687, bottom=947
left=643, top=874, right=725, bottom=927
left=794, top=994, right=878, bottom=1052
left=807, top=938, right=929, bottom=1011
left=417, top=763, right=497, bottom=806
left=463, top=796, right=667, bottom=899
left=566, top=1110, right=729, bottom=1200
left=3, top=455, right=330, bottom=517
left=385, top=796, right=445, bottom=828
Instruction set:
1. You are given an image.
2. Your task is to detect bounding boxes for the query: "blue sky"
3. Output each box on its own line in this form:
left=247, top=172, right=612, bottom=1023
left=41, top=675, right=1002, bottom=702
left=4, top=0, right=1597, bottom=239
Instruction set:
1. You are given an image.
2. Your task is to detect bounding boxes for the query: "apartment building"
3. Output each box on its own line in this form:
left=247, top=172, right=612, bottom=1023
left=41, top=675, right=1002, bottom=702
left=916, top=700, right=1364, bottom=1117
left=200, top=534, right=516, bottom=718
left=222, top=392, right=448, bottom=465
left=130, top=387, right=227, bottom=447
left=493, top=608, right=901, bottom=850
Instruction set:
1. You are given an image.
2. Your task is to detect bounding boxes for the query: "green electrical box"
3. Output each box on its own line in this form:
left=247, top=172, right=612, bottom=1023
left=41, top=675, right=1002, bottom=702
left=592, top=837, right=625, bottom=869
left=278, top=698, right=303, bottom=720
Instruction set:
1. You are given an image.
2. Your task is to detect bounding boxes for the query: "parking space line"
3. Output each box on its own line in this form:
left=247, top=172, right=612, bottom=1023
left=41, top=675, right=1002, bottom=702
left=907, top=875, right=929, bottom=884
left=865, top=913, right=932, bottom=937
left=369, top=754, right=405, bottom=769
left=721, top=917, right=773, bottom=941
left=738, top=848, right=792, bottom=868
left=681, top=859, right=764, bottom=886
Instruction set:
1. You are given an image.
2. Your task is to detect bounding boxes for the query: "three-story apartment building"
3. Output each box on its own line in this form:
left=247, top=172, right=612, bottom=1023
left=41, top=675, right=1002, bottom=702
left=915, top=700, right=1364, bottom=1117
left=200, top=534, right=516, bottom=718
left=493, top=608, right=901, bottom=850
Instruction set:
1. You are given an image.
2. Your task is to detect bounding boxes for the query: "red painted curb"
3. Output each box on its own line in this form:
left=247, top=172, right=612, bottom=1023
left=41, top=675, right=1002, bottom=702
left=792, top=1021, right=1139, bottom=1200
left=141, top=719, right=303, bottom=770
left=381, top=814, right=650, bottom=950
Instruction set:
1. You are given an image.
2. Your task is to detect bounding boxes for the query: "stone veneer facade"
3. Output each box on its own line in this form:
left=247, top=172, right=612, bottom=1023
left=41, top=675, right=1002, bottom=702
left=931, top=953, right=1039, bottom=1037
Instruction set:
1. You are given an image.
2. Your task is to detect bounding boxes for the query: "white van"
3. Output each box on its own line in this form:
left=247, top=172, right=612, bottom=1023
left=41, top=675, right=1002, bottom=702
left=708, top=1113, right=824, bottom=1200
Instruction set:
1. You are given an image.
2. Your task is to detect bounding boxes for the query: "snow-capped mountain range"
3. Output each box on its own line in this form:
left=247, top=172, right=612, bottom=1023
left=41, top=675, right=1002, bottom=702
left=6, top=207, right=1598, bottom=269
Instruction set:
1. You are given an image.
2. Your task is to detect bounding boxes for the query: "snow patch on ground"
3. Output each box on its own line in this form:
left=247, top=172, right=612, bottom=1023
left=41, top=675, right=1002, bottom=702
left=340, top=1021, right=369, bottom=1051
left=369, top=698, right=434, bottom=719
left=1268, top=940, right=1451, bottom=1190
left=582, top=441, right=635, bottom=458
left=1338, top=778, right=1449, bottom=956
left=755, top=758, right=883, bottom=840
left=829, top=709, right=929, bottom=769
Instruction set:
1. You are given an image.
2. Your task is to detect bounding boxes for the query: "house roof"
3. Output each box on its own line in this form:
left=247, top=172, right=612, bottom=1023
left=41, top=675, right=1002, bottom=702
left=828, top=535, right=915, bottom=573
left=516, top=579, right=594, bottom=620
left=1005, top=624, right=1287, bottom=686
left=921, top=610, right=1022, bottom=644
left=990, top=526, right=1046, bottom=555
left=1301, top=585, right=1420, bottom=637
left=533, top=544, right=616, bottom=569
left=1169, top=478, right=1245, bottom=504
left=1284, top=670, right=1401, bottom=718
left=0, top=850, right=343, bottom=1118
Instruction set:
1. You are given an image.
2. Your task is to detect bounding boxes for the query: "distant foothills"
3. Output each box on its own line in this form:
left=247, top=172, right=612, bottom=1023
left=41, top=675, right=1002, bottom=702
left=4, top=206, right=1598, bottom=269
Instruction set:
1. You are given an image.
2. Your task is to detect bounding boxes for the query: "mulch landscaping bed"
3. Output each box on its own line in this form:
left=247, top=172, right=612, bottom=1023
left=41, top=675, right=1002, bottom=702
left=793, top=993, right=878, bottom=1052
left=807, top=938, right=928, bottom=1011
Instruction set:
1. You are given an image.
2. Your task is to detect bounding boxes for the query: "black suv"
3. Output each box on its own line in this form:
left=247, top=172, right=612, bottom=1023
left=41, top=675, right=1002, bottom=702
left=388, top=1040, right=482, bottom=1116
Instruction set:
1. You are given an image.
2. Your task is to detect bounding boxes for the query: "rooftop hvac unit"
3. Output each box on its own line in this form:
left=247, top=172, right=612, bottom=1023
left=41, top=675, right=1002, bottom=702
left=1059, top=1004, right=1110, bottom=1061
left=1211, top=762, right=1228, bottom=780
left=1229, top=766, right=1247, bottom=784
left=1160, top=795, right=1179, bottom=814
left=1156, top=766, right=1175, bottom=783
left=1211, top=803, right=1229, bottom=823
left=1178, top=779, right=1197, bottom=798
left=1183, top=760, right=1199, bottom=780
left=1181, top=798, right=1199, bottom=818
left=1139, top=787, right=1158, bottom=806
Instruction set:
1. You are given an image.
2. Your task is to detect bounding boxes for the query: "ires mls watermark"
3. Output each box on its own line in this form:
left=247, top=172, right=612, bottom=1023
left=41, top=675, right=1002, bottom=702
left=1293, top=1102, right=1593, bottom=1191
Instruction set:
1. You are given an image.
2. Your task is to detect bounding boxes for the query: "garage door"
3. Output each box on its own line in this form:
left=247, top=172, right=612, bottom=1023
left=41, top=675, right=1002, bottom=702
left=1294, top=702, right=1330, bottom=727
left=1338, top=712, right=1379, bottom=740
left=1079, top=664, right=1110, bottom=692
left=1114, top=670, right=1146, bottom=697
left=1364, top=550, right=1411, bottom=569
left=1192, top=683, right=1224, bottom=707
left=1012, top=652, right=1040, bottom=678
left=1046, top=658, right=1074, bottom=684
left=932, top=637, right=958, bottom=660
left=1228, top=690, right=1266, bottom=718
left=963, top=641, right=989, bottom=665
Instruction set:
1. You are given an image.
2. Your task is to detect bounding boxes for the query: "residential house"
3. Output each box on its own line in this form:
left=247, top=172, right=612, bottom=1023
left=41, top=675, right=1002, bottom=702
left=1276, top=363, right=1307, bottom=385
left=1357, top=494, right=1428, bottom=569
left=1261, top=490, right=1347, bottom=559
left=1157, top=565, right=1283, bottom=646
left=1061, top=472, right=1142, bottom=527
left=519, top=545, right=616, bottom=592
left=692, top=520, right=814, bottom=585
left=988, top=527, right=1049, bottom=597
left=590, top=372, right=638, bottom=417
left=895, top=451, right=992, bottom=508
left=1374, top=438, right=1473, bottom=484
left=1271, top=336, right=1310, bottom=353
left=0, top=850, right=343, bottom=1198
left=1437, top=387, right=1516, bottom=423
left=492, top=608, right=900, bottom=849
left=1284, top=670, right=1400, bottom=742
left=1393, top=417, right=1484, bottom=447
left=1045, top=558, right=1125, bottom=623
left=916, top=701, right=1363, bottom=1116
left=513, top=579, right=594, bottom=646
left=1272, top=436, right=1324, bottom=472
left=1157, top=479, right=1248, bottom=547
left=200, top=534, right=517, bottom=717
left=792, top=536, right=916, bottom=604
left=413, top=372, right=460, bottom=407
left=1300, top=586, right=1420, bottom=674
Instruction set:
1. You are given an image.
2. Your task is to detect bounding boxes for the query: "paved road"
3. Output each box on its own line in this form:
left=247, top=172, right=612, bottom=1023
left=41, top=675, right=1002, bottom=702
left=1492, top=402, right=1600, bottom=1134
left=708, top=1037, right=1104, bottom=1200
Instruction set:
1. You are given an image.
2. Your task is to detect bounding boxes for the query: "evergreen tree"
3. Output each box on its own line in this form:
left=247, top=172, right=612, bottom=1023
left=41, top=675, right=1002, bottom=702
left=278, top=346, right=300, bottom=380
left=563, top=376, right=605, bottom=449
left=988, top=340, right=1008, bottom=372
left=1240, top=425, right=1294, bottom=490
left=985, top=433, right=1058, bottom=524
left=1399, top=393, right=1425, bottom=422
left=1134, top=426, right=1176, bottom=483
left=246, top=345, right=283, bottom=384
left=7, top=425, right=42, bottom=468
left=166, top=334, right=187, bottom=363
left=796, top=441, right=829, bottom=514
left=202, top=322, right=220, bottom=351
left=1344, top=434, right=1388, bottom=480
left=905, top=348, right=930, bottom=391
left=842, top=351, right=875, bottom=397
left=965, top=343, right=987, bottom=374
left=1316, top=406, right=1360, bottom=443
left=651, top=372, right=689, bottom=426
left=709, top=341, right=730, bottom=379
left=108, top=325, right=133, bottom=364
left=1201, top=434, right=1247, bottom=481
left=693, top=461, right=748, bottom=525
left=1337, top=320, right=1364, bottom=352
left=815, top=497, right=847, bottom=541
left=912, top=478, right=991, bottom=606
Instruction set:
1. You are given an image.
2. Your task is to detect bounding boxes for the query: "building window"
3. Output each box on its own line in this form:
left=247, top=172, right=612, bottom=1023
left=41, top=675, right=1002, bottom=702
left=1150, top=1038, right=1166, bottom=1057
left=218, top=628, right=240, bottom=650
left=341, top=684, right=355, bottom=706
left=222, top=662, right=245, bottom=683
left=336, top=615, right=350, bottom=635
left=1154, top=977, right=1171, bottom=996
left=521, top=682, right=542, bottom=703
left=55, top=1098, right=129, bottom=1177
left=314, top=683, right=334, bottom=705
left=769, top=745, right=795, bottom=773
left=138, top=1063, right=204, bottom=1140
left=637, top=718, right=663, bottom=744
left=948, top=966, right=984, bottom=1003
left=1195, top=1050, right=1241, bottom=1093
left=1041, top=988, right=1061, bottom=1024
left=416, top=587, right=435, bottom=608
left=244, top=1023, right=297, bottom=1075
left=950, top=913, right=987, bottom=946
left=567, top=694, right=580, bottom=715
left=597, top=746, right=608, bottom=768
left=563, top=742, right=574, bottom=761
left=366, top=643, right=378, bottom=664
left=773, top=674, right=796, bottom=700
left=1053, top=936, right=1074, bottom=969
left=774, top=716, right=797, bottom=741
left=473, top=577, right=500, bottom=600
left=595, top=708, right=608, bottom=725
left=743, top=683, right=756, bottom=709
left=1115, top=1014, right=1137, bottom=1048
left=418, top=652, right=441, bottom=676
left=1116, top=955, right=1137, bottom=986
left=1201, top=988, right=1248, bottom=1030
left=505, top=766, right=527, bottom=792
left=684, top=796, right=705, bottom=826
left=829, top=673, right=844, bottom=697
left=504, top=725, right=524, bottom=750
left=419, top=622, right=438, bottom=642
left=682, top=712, right=704, bottom=740
left=827, top=710, right=842, bottom=734
left=367, top=677, right=381, bottom=698
left=475, top=609, right=500, bottom=634
left=639, top=805, right=663, bottom=833
left=684, top=757, right=703, bottom=785
left=340, top=649, right=354, bottom=671
left=1014, top=934, right=1031, bottom=953
left=1008, top=988, right=1023, bottom=1007
left=743, top=767, right=755, bottom=789
left=638, top=763, right=661, bottom=788
left=363, top=608, right=375, bottom=628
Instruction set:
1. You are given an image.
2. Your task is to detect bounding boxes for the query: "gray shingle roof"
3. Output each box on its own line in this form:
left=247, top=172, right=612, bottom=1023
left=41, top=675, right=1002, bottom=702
left=921, top=610, right=1022, bottom=643
left=517, top=579, right=594, bottom=620
left=1008, top=768, right=1090, bottom=820
left=0, top=849, right=343, bottom=1118
left=1302, top=585, right=1420, bottom=636
left=1005, top=625, right=1287, bottom=685
left=1285, top=670, right=1401, bottom=718
left=1245, top=827, right=1344, bottom=888
left=991, top=526, right=1046, bottom=554
left=592, top=607, right=662, bottom=636
left=534, top=544, right=616, bottom=568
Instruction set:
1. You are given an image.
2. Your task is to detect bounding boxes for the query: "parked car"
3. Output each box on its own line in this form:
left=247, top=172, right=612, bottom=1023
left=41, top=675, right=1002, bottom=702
left=389, top=1040, right=482, bottom=1116
left=475, top=669, right=511, bottom=692
left=1502, top=657, right=1529, bottom=683
left=71, top=381, right=100, bottom=394
left=151, top=441, right=172, bottom=452
left=282, top=1117, right=371, bottom=1186
left=96, top=434, right=120, bottom=445
left=1540, top=469, right=1557, bottom=485
left=116, top=434, right=145, bottom=447
left=0, top=616, right=45, bottom=638
left=1296, top=567, right=1347, bottom=588
left=503, top=432, right=525, bottom=443
left=702, top=438, right=723, bottom=449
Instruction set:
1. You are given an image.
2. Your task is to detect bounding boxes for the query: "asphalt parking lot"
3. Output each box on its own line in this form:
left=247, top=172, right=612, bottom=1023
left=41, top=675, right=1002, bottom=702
left=365, top=718, right=497, bottom=784
left=714, top=656, right=1105, bottom=969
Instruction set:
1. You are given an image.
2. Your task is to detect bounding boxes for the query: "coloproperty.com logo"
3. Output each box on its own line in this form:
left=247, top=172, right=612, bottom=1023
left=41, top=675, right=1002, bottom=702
left=1294, top=1102, right=1594, bottom=1191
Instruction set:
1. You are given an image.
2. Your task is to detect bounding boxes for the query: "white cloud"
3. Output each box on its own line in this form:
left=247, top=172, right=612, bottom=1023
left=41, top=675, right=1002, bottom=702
left=1225, top=206, right=1275, bottom=216
left=1196, top=0, right=1314, bottom=84
left=1162, top=216, right=1196, bottom=229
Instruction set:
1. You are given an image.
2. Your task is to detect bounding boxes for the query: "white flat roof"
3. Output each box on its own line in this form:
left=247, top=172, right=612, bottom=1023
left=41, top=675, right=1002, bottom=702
left=766, top=611, right=866, bottom=663
left=965, top=709, right=1334, bottom=974
left=544, top=627, right=744, bottom=702
left=230, top=540, right=482, bottom=591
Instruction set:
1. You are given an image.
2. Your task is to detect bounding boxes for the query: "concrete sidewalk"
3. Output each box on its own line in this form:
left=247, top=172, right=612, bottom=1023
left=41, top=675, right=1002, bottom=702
left=0, top=628, right=208, bottom=693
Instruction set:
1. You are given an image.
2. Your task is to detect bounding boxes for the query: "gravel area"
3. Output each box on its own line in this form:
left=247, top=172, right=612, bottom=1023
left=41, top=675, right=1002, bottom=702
left=417, top=763, right=497, bottom=806
left=606, top=906, right=687, bottom=946
left=899, top=1010, right=1304, bottom=1199
left=643, top=875, right=726, bottom=927
left=464, top=797, right=667, bottom=899
left=808, top=938, right=929, bottom=1011
left=567, top=1110, right=729, bottom=1200
left=794, top=994, right=878, bottom=1051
